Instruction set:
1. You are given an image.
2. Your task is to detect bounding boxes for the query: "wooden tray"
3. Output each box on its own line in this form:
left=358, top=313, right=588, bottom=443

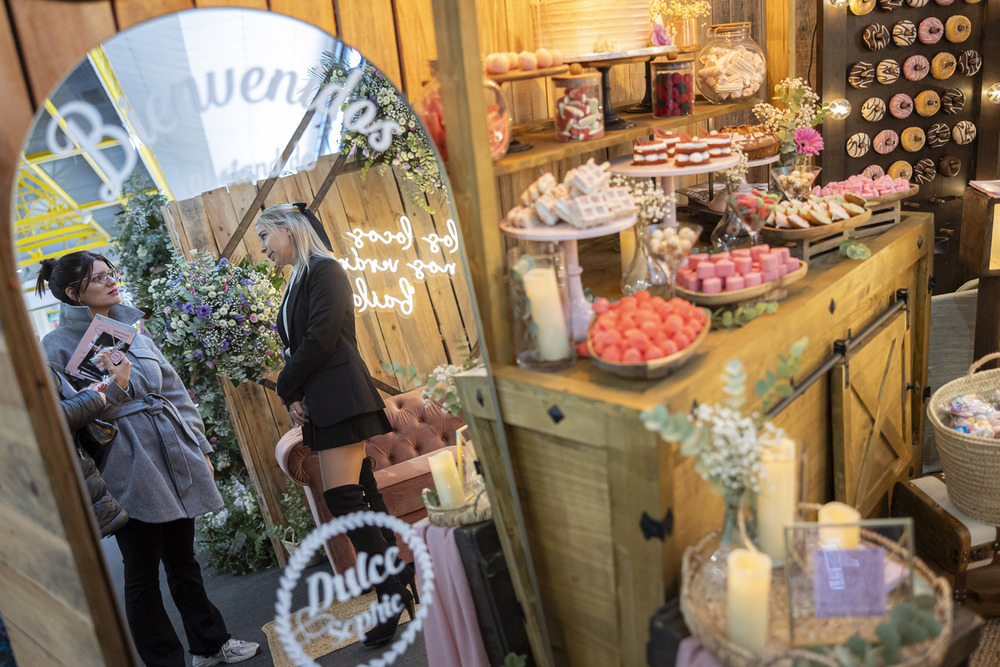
left=760, top=208, right=872, bottom=241
left=676, top=259, right=808, bottom=306
left=587, top=310, right=710, bottom=379
left=862, top=184, right=919, bottom=209
left=488, top=65, right=569, bottom=83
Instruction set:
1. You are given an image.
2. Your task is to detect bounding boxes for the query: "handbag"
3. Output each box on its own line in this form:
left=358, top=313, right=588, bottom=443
left=80, top=418, right=117, bottom=465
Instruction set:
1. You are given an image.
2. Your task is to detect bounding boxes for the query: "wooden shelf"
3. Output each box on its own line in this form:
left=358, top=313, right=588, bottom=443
left=492, top=100, right=754, bottom=176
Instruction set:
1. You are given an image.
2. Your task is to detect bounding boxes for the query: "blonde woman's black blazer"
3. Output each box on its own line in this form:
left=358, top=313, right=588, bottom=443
left=275, top=255, right=385, bottom=427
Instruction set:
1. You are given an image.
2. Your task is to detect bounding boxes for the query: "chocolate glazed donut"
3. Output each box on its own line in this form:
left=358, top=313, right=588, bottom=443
left=938, top=155, right=962, bottom=177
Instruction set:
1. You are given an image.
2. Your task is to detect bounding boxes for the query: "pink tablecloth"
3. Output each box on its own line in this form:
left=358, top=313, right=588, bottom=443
left=414, top=519, right=490, bottom=667
left=676, top=637, right=722, bottom=667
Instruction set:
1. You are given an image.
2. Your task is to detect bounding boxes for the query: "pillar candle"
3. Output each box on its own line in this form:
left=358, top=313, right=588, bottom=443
left=818, top=501, right=861, bottom=550
left=428, top=450, right=465, bottom=509
left=756, top=438, right=798, bottom=564
left=726, top=548, right=772, bottom=652
left=620, top=228, right=636, bottom=274
left=522, top=266, right=571, bottom=361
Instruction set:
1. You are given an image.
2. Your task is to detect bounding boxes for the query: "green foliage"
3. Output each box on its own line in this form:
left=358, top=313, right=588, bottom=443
left=755, top=336, right=807, bottom=413
left=834, top=602, right=942, bottom=666
left=384, top=339, right=481, bottom=417
left=279, top=479, right=317, bottom=543
left=840, top=236, right=872, bottom=260
left=713, top=301, right=779, bottom=328
left=196, top=477, right=281, bottom=575
left=502, top=653, right=528, bottom=667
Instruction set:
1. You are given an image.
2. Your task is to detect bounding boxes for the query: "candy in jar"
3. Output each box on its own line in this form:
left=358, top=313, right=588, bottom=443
left=652, top=59, right=694, bottom=118
left=552, top=74, right=604, bottom=142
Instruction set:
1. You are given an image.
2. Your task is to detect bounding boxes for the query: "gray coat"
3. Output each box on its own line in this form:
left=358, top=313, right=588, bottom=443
left=42, top=303, right=223, bottom=523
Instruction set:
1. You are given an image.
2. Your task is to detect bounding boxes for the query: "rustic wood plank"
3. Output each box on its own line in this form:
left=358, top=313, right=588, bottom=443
left=193, top=0, right=267, bottom=8
left=0, top=0, right=35, bottom=215
left=391, top=0, right=436, bottom=98
left=201, top=186, right=251, bottom=265
left=269, top=0, right=337, bottom=36
left=336, top=0, right=403, bottom=89
left=765, top=0, right=794, bottom=92
left=8, top=0, right=115, bottom=106
left=173, top=196, right=218, bottom=255
left=112, top=0, right=193, bottom=30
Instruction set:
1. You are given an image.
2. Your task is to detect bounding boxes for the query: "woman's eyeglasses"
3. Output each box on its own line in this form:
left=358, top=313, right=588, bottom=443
left=82, top=269, right=120, bottom=287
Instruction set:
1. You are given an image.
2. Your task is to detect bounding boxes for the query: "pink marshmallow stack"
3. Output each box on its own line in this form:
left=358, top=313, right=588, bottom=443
left=687, top=253, right=709, bottom=270
left=695, top=262, right=716, bottom=279
left=725, top=275, right=745, bottom=291
left=714, top=260, right=735, bottom=278
left=731, top=248, right=752, bottom=258
left=701, top=277, right=722, bottom=294
left=785, top=258, right=799, bottom=274
left=711, top=251, right=731, bottom=263
left=762, top=269, right=778, bottom=282
left=759, top=253, right=778, bottom=273
left=744, top=271, right=762, bottom=287
left=684, top=246, right=802, bottom=295
left=749, top=244, right=771, bottom=260
left=733, top=256, right=752, bottom=274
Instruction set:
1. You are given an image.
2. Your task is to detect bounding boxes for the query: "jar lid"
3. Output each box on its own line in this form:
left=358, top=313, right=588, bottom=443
left=552, top=73, right=601, bottom=87
left=710, top=21, right=752, bottom=30
left=652, top=58, right=693, bottom=70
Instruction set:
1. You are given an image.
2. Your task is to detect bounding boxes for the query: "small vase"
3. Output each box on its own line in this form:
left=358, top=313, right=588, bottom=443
left=621, top=221, right=670, bottom=297
left=508, top=245, right=575, bottom=371
left=710, top=202, right=752, bottom=252
left=702, top=489, right=755, bottom=599
left=666, top=18, right=699, bottom=50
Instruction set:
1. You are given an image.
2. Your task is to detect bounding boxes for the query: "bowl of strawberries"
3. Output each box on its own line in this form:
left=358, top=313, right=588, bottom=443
left=585, top=291, right=710, bottom=379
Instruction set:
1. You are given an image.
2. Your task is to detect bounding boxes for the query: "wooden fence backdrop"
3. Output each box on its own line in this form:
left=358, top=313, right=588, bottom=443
left=162, top=154, right=477, bottom=565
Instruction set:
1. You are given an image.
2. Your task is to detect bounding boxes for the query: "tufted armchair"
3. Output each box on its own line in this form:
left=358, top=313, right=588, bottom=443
left=275, top=388, right=465, bottom=572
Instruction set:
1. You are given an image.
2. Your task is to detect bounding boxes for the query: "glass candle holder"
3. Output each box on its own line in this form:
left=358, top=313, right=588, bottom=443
left=508, top=245, right=575, bottom=371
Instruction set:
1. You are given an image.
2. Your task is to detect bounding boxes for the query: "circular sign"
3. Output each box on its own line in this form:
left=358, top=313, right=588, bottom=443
left=274, top=511, right=434, bottom=666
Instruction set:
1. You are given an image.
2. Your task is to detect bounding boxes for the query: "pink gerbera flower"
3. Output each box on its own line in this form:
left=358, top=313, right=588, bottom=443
left=794, top=127, right=824, bottom=156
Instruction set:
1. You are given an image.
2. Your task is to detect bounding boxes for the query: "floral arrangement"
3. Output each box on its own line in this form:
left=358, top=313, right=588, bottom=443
left=311, top=53, right=444, bottom=210
left=640, top=337, right=808, bottom=498
left=146, top=251, right=284, bottom=385
left=196, top=477, right=281, bottom=575
left=650, top=0, right=712, bottom=20
left=114, top=176, right=175, bottom=311
left=718, top=146, right=749, bottom=194
left=610, top=175, right=666, bottom=226
left=386, top=339, right=481, bottom=417
left=752, top=78, right=829, bottom=158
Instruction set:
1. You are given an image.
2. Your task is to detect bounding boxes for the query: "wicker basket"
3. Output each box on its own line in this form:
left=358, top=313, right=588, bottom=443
left=927, top=352, right=1000, bottom=525
left=680, top=528, right=952, bottom=666
left=422, top=488, right=492, bottom=527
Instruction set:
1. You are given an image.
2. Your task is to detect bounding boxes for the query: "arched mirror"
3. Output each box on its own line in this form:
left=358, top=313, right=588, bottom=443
left=4, top=7, right=548, bottom=666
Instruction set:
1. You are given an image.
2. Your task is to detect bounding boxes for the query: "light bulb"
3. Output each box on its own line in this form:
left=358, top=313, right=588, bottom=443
left=828, top=98, right=851, bottom=119
left=987, top=83, right=1000, bottom=104
left=828, top=0, right=848, bottom=6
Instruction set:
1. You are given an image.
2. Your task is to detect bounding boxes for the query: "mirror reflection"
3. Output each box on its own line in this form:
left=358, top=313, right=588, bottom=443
left=13, top=8, right=507, bottom=665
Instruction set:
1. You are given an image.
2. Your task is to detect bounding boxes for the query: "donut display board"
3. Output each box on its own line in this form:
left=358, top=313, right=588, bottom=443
left=820, top=0, right=991, bottom=207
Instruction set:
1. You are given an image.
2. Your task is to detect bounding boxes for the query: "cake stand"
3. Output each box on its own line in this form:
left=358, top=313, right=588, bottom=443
left=609, top=154, right=740, bottom=226
left=500, top=215, right=638, bottom=342
left=564, top=46, right=677, bottom=131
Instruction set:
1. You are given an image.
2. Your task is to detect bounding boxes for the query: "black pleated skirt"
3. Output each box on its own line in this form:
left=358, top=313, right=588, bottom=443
left=302, top=409, right=393, bottom=451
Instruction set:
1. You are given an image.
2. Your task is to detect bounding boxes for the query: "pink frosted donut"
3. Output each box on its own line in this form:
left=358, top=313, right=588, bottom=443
left=903, top=55, right=929, bottom=81
left=918, top=17, right=944, bottom=45
left=874, top=129, right=899, bottom=154
left=934, top=0, right=954, bottom=4
left=863, top=164, right=886, bottom=179
left=889, top=93, right=914, bottom=119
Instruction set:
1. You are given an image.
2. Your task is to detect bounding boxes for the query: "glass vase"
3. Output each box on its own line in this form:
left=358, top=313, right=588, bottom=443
left=621, top=221, right=670, bottom=297
left=710, top=202, right=752, bottom=252
left=508, top=244, right=575, bottom=371
left=702, top=489, right=755, bottom=600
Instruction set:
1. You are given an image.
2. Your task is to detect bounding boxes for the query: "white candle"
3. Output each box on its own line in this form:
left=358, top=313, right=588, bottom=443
left=522, top=266, right=571, bottom=362
left=428, top=450, right=465, bottom=509
left=756, top=438, right=798, bottom=564
left=620, top=228, right=636, bottom=273
left=818, top=501, right=861, bottom=550
left=727, top=548, right=772, bottom=652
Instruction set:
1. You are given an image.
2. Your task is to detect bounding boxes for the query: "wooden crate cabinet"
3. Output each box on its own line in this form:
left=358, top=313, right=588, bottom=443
left=455, top=213, right=933, bottom=667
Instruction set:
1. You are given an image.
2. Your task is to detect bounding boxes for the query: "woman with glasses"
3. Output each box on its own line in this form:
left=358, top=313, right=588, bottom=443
left=36, top=251, right=259, bottom=667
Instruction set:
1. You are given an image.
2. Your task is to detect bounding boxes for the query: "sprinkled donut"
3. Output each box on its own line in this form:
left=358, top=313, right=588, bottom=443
left=912, top=158, right=936, bottom=185
left=931, top=52, right=956, bottom=80
left=847, top=132, right=872, bottom=158
left=952, top=120, right=977, bottom=145
left=938, top=155, right=962, bottom=178
left=861, top=97, right=887, bottom=122
left=958, top=50, right=982, bottom=76
left=888, top=160, right=913, bottom=180
left=915, top=90, right=941, bottom=117
left=942, top=88, right=965, bottom=114
left=889, top=93, right=914, bottom=119
left=903, top=55, right=929, bottom=82
left=877, top=59, right=900, bottom=85
left=893, top=21, right=917, bottom=47
left=927, top=122, right=951, bottom=148
left=873, top=129, right=899, bottom=154
left=918, top=17, right=944, bottom=45
left=849, top=61, right=876, bottom=89
left=863, top=165, right=886, bottom=180
left=900, top=126, right=926, bottom=152
left=946, top=15, right=972, bottom=43
left=863, top=24, right=891, bottom=50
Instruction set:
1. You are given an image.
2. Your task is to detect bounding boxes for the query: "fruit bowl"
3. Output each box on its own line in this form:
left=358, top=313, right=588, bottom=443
left=770, top=165, right=821, bottom=200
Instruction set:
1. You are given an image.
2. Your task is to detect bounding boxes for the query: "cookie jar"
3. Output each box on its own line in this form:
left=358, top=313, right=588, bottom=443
left=695, top=22, right=766, bottom=105
left=552, top=73, right=604, bottom=142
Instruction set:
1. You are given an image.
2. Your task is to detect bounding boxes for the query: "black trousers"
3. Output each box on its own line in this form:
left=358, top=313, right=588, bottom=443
left=114, top=518, right=229, bottom=666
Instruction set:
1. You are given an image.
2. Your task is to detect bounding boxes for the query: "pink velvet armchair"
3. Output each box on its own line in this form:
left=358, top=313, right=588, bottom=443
left=275, top=388, right=464, bottom=572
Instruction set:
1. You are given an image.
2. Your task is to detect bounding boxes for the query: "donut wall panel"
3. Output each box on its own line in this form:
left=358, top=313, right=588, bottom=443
left=820, top=0, right=991, bottom=203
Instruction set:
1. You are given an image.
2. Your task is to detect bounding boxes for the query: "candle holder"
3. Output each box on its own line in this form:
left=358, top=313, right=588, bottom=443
left=508, top=244, right=576, bottom=371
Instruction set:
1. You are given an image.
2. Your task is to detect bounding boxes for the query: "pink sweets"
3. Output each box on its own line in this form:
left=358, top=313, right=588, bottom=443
left=679, top=245, right=800, bottom=293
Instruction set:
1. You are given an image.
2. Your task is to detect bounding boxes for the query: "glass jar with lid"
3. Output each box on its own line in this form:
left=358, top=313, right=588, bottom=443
left=551, top=74, right=604, bottom=142
left=695, top=22, right=766, bottom=105
left=652, top=59, right=694, bottom=118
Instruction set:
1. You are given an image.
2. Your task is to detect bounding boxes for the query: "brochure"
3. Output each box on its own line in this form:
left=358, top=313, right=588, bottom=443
left=65, top=314, right=137, bottom=382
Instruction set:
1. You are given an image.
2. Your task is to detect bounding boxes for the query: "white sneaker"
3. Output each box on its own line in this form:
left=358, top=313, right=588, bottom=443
left=192, top=638, right=260, bottom=666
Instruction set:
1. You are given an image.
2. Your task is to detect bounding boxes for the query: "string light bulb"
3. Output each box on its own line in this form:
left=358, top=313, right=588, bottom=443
left=828, top=0, right=848, bottom=6
left=828, top=98, right=851, bottom=119
left=987, top=83, right=1000, bottom=104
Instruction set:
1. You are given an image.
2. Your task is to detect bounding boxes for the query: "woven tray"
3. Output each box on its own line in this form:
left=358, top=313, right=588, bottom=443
left=927, top=352, right=1000, bottom=525
left=680, top=525, right=952, bottom=666
left=422, top=488, right=492, bottom=527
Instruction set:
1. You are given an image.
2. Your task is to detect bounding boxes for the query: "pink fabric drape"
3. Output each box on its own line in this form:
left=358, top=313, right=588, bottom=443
left=414, top=519, right=490, bottom=667
left=675, top=637, right=722, bottom=667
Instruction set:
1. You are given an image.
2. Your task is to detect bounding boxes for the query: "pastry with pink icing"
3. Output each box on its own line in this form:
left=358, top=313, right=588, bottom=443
left=873, top=129, right=899, bottom=154
left=903, top=55, right=929, bottom=82
left=918, top=17, right=944, bottom=45
left=889, top=93, right=914, bottom=119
